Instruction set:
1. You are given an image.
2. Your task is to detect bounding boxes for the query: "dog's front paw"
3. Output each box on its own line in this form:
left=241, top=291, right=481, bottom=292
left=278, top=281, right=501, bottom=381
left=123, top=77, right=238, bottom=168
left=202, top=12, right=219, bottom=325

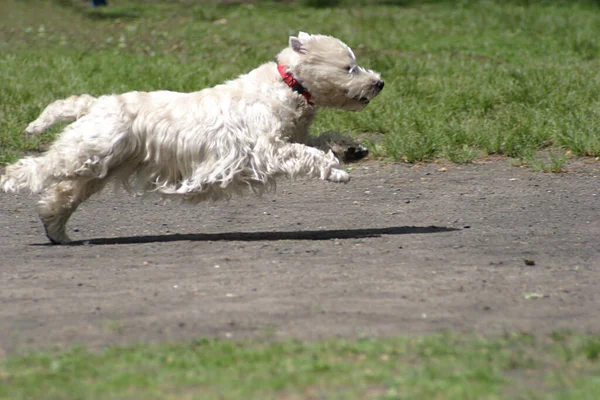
left=327, top=168, right=350, bottom=183
left=25, top=121, right=44, bottom=135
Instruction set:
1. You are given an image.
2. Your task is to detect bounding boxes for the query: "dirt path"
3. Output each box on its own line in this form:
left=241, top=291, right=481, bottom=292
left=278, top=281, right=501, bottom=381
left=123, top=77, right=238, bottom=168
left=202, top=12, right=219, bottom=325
left=1, top=159, right=599, bottom=354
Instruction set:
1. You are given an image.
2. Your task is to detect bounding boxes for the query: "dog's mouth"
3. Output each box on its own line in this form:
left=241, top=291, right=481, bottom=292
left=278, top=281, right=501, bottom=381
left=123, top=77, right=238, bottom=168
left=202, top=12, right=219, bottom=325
left=351, top=96, right=370, bottom=105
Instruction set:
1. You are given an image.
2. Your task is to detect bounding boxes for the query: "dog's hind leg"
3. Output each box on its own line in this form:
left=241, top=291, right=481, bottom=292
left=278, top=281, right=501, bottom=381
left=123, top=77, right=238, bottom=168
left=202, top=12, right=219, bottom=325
left=29, top=106, right=135, bottom=244
left=25, top=94, right=97, bottom=135
left=35, top=136, right=134, bottom=243
left=38, top=178, right=107, bottom=244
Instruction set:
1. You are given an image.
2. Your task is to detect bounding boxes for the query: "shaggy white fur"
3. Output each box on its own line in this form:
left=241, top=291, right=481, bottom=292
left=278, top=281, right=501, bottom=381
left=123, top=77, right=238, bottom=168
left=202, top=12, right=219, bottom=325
left=1, top=32, right=383, bottom=244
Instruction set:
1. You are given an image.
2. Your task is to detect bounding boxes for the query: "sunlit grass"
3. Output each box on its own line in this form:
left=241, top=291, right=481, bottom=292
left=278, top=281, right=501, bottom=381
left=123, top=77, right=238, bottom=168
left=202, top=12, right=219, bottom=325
left=2, top=0, right=600, bottom=165
left=2, top=332, right=600, bottom=399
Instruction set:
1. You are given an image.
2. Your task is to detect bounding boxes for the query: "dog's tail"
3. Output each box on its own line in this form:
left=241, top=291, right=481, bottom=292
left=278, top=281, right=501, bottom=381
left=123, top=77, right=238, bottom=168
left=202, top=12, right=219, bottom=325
left=25, top=94, right=97, bottom=135
left=1, top=146, right=82, bottom=193
left=2, top=94, right=98, bottom=193
left=2, top=157, right=38, bottom=193
left=1, top=157, right=47, bottom=193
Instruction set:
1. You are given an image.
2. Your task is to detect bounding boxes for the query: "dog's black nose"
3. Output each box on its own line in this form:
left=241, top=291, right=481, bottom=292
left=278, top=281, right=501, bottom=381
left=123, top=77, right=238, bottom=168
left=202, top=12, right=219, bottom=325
left=375, top=80, right=384, bottom=91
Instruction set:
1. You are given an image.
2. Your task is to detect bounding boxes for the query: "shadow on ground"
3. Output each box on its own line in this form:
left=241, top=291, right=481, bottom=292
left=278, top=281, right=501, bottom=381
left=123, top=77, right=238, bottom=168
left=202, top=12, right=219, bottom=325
left=53, top=225, right=460, bottom=246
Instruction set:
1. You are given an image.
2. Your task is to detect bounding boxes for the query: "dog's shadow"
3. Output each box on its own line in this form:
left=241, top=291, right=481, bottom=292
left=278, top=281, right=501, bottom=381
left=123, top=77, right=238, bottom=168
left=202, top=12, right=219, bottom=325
left=51, top=225, right=460, bottom=246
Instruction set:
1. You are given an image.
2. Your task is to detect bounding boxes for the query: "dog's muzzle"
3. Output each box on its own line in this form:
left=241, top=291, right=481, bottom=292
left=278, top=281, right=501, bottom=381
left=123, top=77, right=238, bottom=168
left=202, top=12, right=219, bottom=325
left=355, top=80, right=385, bottom=105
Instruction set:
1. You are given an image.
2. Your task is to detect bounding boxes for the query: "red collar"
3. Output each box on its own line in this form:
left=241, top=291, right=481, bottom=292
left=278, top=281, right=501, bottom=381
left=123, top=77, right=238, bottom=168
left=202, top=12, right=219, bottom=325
left=277, top=64, right=313, bottom=105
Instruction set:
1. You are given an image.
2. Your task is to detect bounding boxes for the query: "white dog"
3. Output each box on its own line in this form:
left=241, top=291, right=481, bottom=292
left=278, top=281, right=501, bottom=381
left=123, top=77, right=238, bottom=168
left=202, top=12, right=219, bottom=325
left=1, top=32, right=384, bottom=244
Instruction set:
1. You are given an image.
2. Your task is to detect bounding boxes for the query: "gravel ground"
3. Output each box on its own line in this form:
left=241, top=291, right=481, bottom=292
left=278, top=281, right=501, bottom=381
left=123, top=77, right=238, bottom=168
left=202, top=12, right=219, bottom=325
left=1, top=158, right=599, bottom=354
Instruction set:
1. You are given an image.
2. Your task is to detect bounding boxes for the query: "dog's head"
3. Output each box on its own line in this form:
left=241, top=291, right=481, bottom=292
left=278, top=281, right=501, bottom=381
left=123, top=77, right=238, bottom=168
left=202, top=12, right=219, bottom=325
left=277, top=32, right=384, bottom=111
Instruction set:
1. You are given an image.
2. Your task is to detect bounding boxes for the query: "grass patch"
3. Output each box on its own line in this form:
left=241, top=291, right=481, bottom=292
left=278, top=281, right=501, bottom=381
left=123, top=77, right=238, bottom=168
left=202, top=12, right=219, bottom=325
left=2, top=332, right=600, bottom=399
left=2, top=0, right=600, bottom=164
left=512, top=149, right=570, bottom=172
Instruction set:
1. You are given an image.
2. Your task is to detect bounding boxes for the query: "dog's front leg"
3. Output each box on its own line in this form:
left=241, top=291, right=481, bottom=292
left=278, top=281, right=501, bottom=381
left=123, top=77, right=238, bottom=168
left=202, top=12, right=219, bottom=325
left=270, top=143, right=350, bottom=183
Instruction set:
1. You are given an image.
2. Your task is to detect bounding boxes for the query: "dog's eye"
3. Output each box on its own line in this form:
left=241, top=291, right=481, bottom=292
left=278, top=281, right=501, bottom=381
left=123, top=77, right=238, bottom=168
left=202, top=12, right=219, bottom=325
left=346, top=65, right=353, bottom=73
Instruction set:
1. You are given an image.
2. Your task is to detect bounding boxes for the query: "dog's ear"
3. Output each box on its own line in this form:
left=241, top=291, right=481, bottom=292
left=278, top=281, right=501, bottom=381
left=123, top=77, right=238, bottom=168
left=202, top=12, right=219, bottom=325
left=298, top=31, right=311, bottom=40
left=289, top=35, right=307, bottom=54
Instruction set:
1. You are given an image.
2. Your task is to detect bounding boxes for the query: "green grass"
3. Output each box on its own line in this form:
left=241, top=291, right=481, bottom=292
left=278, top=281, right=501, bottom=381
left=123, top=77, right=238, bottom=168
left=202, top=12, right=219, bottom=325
left=2, top=0, right=600, bottom=164
left=2, top=332, right=600, bottom=399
